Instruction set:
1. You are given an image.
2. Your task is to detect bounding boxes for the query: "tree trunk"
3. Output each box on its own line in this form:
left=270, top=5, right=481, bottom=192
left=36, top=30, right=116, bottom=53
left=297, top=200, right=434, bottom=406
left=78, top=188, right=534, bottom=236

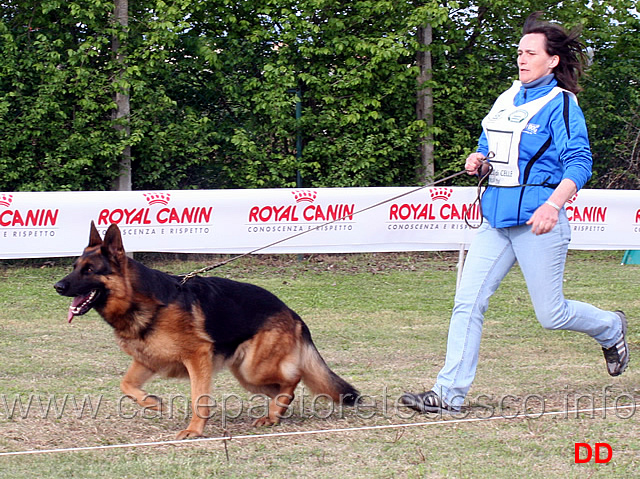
left=416, top=24, right=434, bottom=184
left=112, top=0, right=132, bottom=191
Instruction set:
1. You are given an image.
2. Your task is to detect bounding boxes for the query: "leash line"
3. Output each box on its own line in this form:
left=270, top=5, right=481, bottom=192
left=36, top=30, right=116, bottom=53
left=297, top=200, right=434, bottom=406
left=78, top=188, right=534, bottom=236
left=180, top=167, right=481, bottom=282
left=0, top=403, right=633, bottom=457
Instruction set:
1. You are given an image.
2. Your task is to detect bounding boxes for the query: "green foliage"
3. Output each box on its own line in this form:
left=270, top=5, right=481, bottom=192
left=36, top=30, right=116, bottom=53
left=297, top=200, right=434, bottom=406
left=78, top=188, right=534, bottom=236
left=581, top=9, right=640, bottom=188
left=0, top=0, right=120, bottom=190
left=0, top=0, right=638, bottom=191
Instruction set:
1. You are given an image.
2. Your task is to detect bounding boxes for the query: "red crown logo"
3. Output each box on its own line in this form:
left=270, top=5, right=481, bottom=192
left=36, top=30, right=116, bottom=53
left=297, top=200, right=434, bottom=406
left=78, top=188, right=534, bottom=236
left=143, top=192, right=171, bottom=206
left=567, top=193, right=579, bottom=205
left=0, top=194, right=13, bottom=207
left=292, top=190, right=317, bottom=203
left=429, top=187, right=453, bottom=201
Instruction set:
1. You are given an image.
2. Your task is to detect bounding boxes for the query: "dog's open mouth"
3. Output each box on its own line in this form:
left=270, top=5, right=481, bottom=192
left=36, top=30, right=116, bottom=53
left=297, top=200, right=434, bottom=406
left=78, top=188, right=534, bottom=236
left=68, top=290, right=99, bottom=323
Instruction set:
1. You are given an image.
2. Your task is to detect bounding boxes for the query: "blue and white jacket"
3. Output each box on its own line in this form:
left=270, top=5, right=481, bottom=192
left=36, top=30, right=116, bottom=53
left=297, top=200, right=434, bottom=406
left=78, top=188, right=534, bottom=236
left=477, top=75, right=593, bottom=228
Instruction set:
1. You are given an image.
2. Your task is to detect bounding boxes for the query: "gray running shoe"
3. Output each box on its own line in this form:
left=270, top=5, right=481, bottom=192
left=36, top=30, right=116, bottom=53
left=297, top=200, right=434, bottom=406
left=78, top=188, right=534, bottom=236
left=400, top=390, right=460, bottom=414
left=602, top=311, right=629, bottom=377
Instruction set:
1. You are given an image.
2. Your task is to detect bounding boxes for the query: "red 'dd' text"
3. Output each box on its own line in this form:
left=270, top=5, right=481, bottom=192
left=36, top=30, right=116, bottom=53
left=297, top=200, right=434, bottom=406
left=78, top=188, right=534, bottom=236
left=574, top=442, right=613, bottom=464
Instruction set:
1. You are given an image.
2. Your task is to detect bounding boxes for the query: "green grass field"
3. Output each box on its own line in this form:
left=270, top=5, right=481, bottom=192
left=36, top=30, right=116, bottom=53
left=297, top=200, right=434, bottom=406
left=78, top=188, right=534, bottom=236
left=0, top=251, right=638, bottom=478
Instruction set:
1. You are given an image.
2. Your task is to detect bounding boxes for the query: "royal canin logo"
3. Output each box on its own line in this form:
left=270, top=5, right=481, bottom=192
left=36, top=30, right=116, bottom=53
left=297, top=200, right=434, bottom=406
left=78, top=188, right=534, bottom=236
left=429, top=188, right=453, bottom=201
left=388, top=188, right=480, bottom=222
left=292, top=190, right=317, bottom=203
left=248, top=190, right=354, bottom=223
left=97, top=192, right=212, bottom=226
left=0, top=195, right=59, bottom=227
left=0, top=194, right=13, bottom=207
left=565, top=192, right=607, bottom=223
left=143, top=192, right=171, bottom=206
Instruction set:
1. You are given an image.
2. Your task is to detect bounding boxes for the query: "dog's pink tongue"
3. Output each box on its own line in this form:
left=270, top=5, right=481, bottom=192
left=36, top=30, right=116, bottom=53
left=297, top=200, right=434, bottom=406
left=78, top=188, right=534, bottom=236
left=67, top=296, right=83, bottom=323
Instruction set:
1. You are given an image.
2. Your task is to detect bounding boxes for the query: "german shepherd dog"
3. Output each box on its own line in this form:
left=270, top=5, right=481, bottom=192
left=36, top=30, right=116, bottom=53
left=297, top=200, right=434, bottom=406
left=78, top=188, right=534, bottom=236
left=54, top=222, right=359, bottom=439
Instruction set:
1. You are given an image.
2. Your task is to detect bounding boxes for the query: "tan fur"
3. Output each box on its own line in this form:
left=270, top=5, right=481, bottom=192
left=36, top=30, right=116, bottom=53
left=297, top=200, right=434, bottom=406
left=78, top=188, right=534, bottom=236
left=84, top=263, right=324, bottom=436
left=56, top=222, right=358, bottom=439
left=299, top=343, right=342, bottom=402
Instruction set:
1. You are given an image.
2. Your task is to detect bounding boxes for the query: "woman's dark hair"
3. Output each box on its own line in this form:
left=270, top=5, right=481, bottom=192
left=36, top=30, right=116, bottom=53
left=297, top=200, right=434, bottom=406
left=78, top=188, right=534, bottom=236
left=523, top=12, right=588, bottom=94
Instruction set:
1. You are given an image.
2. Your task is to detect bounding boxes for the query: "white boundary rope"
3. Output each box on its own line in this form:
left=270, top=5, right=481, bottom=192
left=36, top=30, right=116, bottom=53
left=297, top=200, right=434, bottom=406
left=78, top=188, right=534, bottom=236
left=0, top=404, right=635, bottom=457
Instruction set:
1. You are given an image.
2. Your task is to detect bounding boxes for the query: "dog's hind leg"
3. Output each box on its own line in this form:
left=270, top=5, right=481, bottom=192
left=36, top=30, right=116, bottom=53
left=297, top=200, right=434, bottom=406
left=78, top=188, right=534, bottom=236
left=252, top=383, right=298, bottom=427
left=120, top=359, right=163, bottom=412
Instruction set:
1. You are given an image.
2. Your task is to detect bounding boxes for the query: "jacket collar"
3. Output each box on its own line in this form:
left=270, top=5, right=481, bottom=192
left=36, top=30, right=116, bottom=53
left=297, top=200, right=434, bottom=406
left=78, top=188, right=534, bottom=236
left=522, top=73, right=555, bottom=89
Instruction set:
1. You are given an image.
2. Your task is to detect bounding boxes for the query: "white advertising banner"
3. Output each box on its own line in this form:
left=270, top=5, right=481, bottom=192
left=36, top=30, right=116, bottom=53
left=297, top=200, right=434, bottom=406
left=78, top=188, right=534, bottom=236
left=0, top=187, right=639, bottom=259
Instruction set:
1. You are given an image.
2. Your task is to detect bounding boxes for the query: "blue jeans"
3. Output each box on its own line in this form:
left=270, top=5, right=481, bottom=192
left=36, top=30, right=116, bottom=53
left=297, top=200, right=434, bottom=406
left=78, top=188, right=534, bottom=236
left=433, top=210, right=622, bottom=408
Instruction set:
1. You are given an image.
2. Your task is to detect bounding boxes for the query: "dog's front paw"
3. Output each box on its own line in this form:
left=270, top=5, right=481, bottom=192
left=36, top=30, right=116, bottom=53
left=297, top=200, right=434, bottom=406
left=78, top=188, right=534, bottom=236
left=176, top=429, right=204, bottom=440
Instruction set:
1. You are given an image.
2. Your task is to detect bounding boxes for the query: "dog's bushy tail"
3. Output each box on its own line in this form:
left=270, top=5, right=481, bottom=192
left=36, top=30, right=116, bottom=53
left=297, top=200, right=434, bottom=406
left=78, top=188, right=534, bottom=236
left=299, top=326, right=359, bottom=406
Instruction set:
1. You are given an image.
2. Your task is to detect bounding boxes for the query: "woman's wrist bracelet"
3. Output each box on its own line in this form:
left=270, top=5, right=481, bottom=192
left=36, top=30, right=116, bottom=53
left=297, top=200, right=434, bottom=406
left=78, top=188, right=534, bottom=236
left=545, top=199, right=562, bottom=211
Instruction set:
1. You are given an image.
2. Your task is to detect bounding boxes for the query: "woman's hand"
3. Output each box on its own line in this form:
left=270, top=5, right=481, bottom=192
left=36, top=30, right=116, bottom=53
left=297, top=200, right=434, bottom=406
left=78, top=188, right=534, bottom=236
left=465, top=153, right=488, bottom=176
left=527, top=203, right=560, bottom=235
left=526, top=179, right=577, bottom=235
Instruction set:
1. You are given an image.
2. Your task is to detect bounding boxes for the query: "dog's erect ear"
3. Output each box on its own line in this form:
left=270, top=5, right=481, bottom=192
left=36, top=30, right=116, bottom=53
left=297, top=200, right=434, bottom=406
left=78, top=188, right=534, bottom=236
left=102, top=223, right=127, bottom=266
left=88, top=221, right=103, bottom=247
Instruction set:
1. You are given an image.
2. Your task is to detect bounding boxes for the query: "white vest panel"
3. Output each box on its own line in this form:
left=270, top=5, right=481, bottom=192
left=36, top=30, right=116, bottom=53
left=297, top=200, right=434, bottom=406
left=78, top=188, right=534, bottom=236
left=481, top=81, right=569, bottom=187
